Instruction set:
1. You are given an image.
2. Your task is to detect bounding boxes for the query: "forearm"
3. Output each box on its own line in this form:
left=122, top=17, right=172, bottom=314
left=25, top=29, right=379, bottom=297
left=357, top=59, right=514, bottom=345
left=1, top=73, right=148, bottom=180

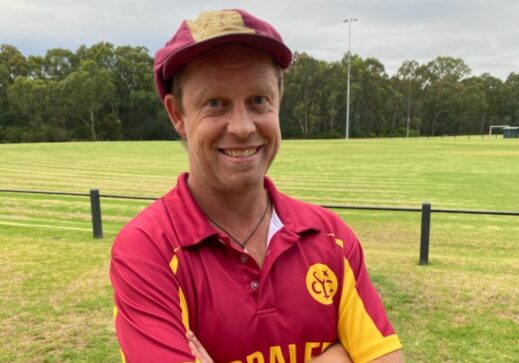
left=368, top=349, right=404, bottom=362
left=309, top=344, right=404, bottom=363
left=309, top=343, right=352, bottom=363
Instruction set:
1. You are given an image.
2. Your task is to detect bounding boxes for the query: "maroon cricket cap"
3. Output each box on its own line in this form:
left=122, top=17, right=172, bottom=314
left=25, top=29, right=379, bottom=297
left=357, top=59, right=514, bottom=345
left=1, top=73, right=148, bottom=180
left=154, top=9, right=293, bottom=100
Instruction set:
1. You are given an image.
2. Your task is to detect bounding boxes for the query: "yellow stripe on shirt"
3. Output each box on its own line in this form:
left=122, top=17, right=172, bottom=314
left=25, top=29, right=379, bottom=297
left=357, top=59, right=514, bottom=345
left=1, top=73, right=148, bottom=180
left=178, top=287, right=190, bottom=331
left=169, top=253, right=191, bottom=332
left=170, top=254, right=179, bottom=274
left=113, top=305, right=127, bottom=363
left=338, top=258, right=402, bottom=362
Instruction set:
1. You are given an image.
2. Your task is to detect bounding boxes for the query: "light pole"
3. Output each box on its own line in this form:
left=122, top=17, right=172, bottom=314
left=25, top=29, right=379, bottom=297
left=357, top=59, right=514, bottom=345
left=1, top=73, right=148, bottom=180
left=344, top=18, right=357, bottom=139
left=406, top=76, right=411, bottom=138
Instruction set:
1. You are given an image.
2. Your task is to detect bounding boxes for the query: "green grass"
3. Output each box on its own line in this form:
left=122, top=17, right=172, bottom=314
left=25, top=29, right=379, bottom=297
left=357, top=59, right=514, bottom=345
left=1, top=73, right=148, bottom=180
left=0, top=137, right=518, bottom=362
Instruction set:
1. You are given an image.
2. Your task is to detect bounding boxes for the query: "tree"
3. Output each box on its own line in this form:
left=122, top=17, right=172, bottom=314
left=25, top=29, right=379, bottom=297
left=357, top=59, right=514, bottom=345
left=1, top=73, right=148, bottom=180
left=0, top=44, right=29, bottom=82
left=346, top=55, right=395, bottom=136
left=113, top=45, right=153, bottom=92
left=459, top=77, right=488, bottom=134
left=320, top=61, right=347, bottom=136
left=420, top=76, right=463, bottom=135
left=27, top=55, right=47, bottom=79
left=504, top=72, right=519, bottom=124
left=60, top=60, right=116, bottom=140
left=281, top=53, right=326, bottom=137
left=44, top=48, right=78, bottom=80
left=394, top=60, right=422, bottom=135
left=1, top=42, right=516, bottom=142
left=420, top=56, right=471, bottom=84
left=5, top=76, right=71, bottom=141
left=76, top=42, right=116, bottom=70
left=0, top=64, right=10, bottom=121
left=26, top=48, right=78, bottom=81
left=111, top=45, right=162, bottom=139
left=0, top=45, right=29, bottom=134
left=7, top=77, right=49, bottom=128
left=417, top=57, right=472, bottom=135
left=478, top=74, right=506, bottom=132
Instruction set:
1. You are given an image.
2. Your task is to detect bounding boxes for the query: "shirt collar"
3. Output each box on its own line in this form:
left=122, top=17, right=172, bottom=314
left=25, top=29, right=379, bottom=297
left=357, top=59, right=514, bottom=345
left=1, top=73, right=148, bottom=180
left=164, top=173, right=219, bottom=248
left=263, top=177, right=319, bottom=236
left=164, top=173, right=319, bottom=248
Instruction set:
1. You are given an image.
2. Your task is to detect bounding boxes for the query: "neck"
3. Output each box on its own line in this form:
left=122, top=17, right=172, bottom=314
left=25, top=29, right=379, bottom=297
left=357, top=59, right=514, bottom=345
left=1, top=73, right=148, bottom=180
left=188, top=176, right=268, bottom=224
left=187, top=174, right=272, bottom=264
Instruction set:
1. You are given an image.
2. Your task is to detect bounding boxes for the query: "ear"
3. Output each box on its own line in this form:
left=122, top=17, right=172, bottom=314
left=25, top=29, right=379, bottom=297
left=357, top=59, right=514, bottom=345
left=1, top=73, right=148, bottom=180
left=164, top=94, right=187, bottom=139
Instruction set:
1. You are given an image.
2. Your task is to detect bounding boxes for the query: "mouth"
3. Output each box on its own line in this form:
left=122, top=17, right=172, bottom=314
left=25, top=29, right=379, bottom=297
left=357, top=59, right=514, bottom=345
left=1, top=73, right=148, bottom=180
left=219, top=147, right=260, bottom=158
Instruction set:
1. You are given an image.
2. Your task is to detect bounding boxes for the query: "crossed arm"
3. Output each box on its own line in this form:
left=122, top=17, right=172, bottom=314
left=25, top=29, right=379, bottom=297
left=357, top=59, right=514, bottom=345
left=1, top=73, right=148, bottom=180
left=187, top=331, right=404, bottom=363
left=112, top=214, right=404, bottom=363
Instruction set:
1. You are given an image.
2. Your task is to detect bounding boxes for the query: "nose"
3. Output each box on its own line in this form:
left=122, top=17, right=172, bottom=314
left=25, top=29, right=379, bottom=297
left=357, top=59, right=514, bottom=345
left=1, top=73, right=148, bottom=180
left=227, top=103, right=256, bottom=138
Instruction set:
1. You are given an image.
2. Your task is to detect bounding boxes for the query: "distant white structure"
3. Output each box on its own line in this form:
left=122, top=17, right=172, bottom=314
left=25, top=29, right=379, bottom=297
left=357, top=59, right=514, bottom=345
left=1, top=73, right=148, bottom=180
left=489, top=125, right=509, bottom=135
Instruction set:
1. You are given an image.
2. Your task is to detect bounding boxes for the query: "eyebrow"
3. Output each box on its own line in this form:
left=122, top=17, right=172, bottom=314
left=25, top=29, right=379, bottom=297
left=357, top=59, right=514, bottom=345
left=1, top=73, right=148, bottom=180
left=193, top=82, right=277, bottom=104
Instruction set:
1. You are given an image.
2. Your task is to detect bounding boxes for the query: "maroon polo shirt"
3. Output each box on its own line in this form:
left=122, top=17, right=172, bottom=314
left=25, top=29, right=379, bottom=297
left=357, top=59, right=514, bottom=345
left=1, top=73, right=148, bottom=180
left=110, top=173, right=401, bottom=362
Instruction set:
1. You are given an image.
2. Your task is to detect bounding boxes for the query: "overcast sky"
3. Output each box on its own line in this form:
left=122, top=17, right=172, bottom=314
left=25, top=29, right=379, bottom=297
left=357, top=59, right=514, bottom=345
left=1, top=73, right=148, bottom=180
left=1, top=0, right=518, bottom=80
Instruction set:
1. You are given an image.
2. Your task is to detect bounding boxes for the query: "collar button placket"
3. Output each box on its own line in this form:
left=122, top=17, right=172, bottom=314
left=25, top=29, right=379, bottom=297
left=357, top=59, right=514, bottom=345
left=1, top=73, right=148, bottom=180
left=250, top=280, right=260, bottom=290
left=239, top=254, right=249, bottom=264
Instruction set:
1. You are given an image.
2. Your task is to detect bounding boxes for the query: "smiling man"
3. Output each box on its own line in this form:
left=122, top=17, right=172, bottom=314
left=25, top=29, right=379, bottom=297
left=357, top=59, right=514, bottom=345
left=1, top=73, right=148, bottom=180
left=110, top=9, right=404, bottom=363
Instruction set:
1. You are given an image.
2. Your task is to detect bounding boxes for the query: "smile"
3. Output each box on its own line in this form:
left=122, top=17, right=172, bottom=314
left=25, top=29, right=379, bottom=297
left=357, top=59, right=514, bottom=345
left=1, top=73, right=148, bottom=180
left=220, top=147, right=259, bottom=158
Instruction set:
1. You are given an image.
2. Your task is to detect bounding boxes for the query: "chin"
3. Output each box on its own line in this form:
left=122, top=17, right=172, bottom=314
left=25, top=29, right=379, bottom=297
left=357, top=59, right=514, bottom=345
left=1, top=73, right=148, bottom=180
left=221, top=173, right=264, bottom=193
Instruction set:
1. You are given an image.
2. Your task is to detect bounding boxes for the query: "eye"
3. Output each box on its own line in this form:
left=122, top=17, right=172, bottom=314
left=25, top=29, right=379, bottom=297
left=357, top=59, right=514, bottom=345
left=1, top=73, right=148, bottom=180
left=207, top=99, right=222, bottom=107
left=252, top=96, right=266, bottom=105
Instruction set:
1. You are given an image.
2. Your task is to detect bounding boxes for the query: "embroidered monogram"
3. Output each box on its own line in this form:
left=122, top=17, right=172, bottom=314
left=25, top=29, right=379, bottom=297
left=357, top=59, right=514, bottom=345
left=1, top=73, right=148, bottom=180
left=187, top=10, right=255, bottom=42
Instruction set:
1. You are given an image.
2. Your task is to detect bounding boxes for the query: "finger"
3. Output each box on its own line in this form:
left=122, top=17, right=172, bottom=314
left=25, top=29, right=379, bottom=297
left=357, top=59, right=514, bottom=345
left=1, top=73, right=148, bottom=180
left=187, top=332, right=201, bottom=356
left=187, top=331, right=214, bottom=363
left=188, top=341, right=197, bottom=357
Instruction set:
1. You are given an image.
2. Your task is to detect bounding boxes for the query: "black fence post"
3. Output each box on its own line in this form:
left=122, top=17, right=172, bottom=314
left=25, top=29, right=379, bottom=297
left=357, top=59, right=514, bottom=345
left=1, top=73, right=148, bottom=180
left=419, top=202, right=431, bottom=265
left=90, top=189, right=103, bottom=239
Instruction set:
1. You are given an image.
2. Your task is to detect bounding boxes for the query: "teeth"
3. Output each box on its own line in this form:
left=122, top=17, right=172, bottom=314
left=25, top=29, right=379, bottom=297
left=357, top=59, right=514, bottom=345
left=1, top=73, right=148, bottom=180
left=222, top=148, right=257, bottom=158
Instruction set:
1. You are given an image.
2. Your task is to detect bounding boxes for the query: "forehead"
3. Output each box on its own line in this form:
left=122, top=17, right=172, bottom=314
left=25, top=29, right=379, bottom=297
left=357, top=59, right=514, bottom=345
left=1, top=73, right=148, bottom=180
left=180, top=43, right=280, bottom=85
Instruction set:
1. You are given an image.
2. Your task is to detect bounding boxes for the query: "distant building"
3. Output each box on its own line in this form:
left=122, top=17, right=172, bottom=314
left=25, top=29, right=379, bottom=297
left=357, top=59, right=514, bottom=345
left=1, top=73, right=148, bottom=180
left=503, top=126, right=519, bottom=138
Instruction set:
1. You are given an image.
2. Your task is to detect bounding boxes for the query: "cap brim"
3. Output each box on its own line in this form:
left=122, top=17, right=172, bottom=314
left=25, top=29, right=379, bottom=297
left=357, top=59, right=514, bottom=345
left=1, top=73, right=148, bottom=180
left=155, top=33, right=292, bottom=100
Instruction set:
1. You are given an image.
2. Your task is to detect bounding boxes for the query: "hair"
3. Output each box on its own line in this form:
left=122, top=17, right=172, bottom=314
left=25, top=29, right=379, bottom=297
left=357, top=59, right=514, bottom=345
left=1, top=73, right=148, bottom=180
left=169, top=63, right=286, bottom=115
left=170, top=71, right=186, bottom=114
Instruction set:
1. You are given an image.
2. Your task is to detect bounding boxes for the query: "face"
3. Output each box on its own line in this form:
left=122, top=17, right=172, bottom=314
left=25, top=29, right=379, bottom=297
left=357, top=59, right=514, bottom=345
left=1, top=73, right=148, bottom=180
left=164, top=44, right=282, bottom=196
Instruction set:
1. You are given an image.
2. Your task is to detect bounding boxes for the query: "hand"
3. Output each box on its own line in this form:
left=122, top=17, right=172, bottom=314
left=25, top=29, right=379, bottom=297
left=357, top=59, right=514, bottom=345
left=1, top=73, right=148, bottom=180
left=187, top=330, right=214, bottom=363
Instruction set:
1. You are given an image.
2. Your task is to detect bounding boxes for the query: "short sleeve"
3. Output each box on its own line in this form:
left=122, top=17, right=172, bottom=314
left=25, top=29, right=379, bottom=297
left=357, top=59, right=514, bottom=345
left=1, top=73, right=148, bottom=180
left=110, top=226, right=195, bottom=363
left=334, top=226, right=402, bottom=362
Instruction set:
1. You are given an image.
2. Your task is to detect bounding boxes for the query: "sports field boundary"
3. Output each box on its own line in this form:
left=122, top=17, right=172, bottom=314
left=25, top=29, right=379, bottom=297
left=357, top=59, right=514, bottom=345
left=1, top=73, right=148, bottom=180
left=1, top=188, right=518, bottom=265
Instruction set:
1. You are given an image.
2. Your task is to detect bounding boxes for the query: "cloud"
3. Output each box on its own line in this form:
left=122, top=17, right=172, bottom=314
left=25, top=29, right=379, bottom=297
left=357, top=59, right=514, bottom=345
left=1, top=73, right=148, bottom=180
left=1, top=0, right=517, bottom=79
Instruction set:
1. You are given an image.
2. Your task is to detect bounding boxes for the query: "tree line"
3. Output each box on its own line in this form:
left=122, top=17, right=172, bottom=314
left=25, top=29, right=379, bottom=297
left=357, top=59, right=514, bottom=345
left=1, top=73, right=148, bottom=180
left=1, top=42, right=518, bottom=142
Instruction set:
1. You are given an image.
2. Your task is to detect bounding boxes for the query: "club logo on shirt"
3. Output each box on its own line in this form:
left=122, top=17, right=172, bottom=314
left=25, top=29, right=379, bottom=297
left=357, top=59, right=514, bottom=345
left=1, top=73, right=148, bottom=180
left=305, top=263, right=338, bottom=305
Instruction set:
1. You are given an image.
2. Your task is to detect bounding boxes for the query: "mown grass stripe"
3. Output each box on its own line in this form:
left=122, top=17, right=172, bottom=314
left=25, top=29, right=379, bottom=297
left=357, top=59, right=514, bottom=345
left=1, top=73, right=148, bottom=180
left=0, top=139, right=518, bottom=362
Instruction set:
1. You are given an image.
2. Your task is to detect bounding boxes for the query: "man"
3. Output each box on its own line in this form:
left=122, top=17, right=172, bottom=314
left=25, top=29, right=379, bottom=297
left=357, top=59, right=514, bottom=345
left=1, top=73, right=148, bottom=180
left=110, top=9, right=404, bottom=363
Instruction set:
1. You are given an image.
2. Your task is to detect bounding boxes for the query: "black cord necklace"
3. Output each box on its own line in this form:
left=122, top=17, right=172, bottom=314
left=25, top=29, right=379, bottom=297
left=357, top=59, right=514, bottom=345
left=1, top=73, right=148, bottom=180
left=202, top=197, right=271, bottom=250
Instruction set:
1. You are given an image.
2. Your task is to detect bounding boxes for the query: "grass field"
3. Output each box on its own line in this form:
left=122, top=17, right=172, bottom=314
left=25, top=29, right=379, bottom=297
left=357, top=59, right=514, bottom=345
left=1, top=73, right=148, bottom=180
left=1, top=137, right=518, bottom=362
